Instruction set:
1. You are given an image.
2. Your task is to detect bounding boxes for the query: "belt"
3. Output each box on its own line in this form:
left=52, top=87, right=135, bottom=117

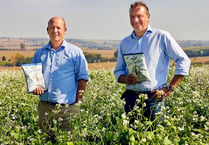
left=41, top=100, right=72, bottom=106
left=126, top=89, right=153, bottom=95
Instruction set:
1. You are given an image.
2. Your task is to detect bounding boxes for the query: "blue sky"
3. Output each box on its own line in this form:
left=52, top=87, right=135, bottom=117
left=0, top=0, right=209, bottom=40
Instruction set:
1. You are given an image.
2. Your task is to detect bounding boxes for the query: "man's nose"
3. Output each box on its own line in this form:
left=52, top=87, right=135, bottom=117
left=134, top=16, right=139, bottom=22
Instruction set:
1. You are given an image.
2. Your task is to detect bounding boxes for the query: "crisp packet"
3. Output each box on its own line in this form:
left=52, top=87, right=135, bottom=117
left=21, top=63, right=45, bottom=93
left=124, top=53, right=151, bottom=82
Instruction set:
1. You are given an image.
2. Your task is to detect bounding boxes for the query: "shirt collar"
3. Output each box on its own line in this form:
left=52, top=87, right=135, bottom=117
left=131, top=25, right=152, bottom=39
left=44, top=40, right=66, bottom=50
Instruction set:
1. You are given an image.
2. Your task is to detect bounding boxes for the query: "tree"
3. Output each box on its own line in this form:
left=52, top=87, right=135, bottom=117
left=2, top=56, right=6, bottom=61
left=20, top=43, right=26, bottom=50
left=11, top=54, right=32, bottom=66
left=114, top=49, right=118, bottom=58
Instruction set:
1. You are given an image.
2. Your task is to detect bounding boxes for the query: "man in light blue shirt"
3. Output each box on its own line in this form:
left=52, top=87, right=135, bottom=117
left=31, top=16, right=88, bottom=142
left=32, top=40, right=88, bottom=105
left=114, top=2, right=190, bottom=128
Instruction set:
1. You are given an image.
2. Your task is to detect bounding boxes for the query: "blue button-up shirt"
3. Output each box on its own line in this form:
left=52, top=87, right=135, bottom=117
left=31, top=40, right=88, bottom=104
left=114, top=26, right=190, bottom=92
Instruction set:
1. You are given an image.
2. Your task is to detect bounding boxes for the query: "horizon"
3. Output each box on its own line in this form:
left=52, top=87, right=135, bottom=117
left=1, top=37, right=209, bottom=42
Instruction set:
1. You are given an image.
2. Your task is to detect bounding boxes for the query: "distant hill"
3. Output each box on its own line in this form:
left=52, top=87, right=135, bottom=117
left=178, top=40, right=209, bottom=48
left=1, top=37, right=209, bottom=53
left=0, top=37, right=120, bottom=50
left=1, top=37, right=209, bottom=66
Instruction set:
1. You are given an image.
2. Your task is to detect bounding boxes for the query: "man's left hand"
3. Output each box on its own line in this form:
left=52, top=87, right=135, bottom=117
left=151, top=87, right=173, bottom=100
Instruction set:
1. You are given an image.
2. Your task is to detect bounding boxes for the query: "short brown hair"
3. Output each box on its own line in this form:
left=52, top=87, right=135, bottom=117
left=130, top=1, right=150, bottom=15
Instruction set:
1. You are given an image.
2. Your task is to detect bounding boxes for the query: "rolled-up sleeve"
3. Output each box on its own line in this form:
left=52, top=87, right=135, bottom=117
left=75, top=49, right=89, bottom=81
left=114, top=47, right=128, bottom=82
left=164, top=32, right=191, bottom=76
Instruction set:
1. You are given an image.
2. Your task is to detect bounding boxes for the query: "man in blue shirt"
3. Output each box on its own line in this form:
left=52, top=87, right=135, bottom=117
left=31, top=16, right=88, bottom=141
left=114, top=2, right=190, bottom=128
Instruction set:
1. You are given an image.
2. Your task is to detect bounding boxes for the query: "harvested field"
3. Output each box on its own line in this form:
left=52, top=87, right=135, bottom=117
left=0, top=49, right=115, bottom=62
left=0, top=50, right=35, bottom=61
left=190, top=56, right=209, bottom=63
left=88, top=62, right=116, bottom=70
left=83, top=49, right=115, bottom=58
left=0, top=62, right=116, bottom=71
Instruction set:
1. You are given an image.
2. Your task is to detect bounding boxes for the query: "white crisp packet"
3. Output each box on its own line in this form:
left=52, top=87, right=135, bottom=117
left=21, top=63, right=45, bottom=93
left=124, top=53, right=151, bottom=82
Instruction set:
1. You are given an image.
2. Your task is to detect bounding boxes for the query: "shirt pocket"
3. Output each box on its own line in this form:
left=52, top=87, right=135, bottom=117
left=58, top=56, right=75, bottom=72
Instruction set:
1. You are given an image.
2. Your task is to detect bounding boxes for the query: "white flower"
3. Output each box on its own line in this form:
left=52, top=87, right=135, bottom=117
left=53, top=119, right=57, bottom=124
left=178, top=127, right=184, bottom=131
left=38, top=129, right=42, bottom=134
left=142, top=138, right=146, bottom=142
left=58, top=117, right=63, bottom=122
left=204, top=124, right=209, bottom=131
left=142, top=102, right=146, bottom=107
left=123, top=119, right=129, bottom=126
left=200, top=116, right=205, bottom=121
left=121, top=113, right=126, bottom=119
left=192, top=91, right=200, bottom=97
left=134, top=119, right=139, bottom=124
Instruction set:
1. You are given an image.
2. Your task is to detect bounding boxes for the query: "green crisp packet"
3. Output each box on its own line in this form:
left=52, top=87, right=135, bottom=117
left=124, top=53, right=151, bottom=82
left=21, top=63, right=45, bottom=93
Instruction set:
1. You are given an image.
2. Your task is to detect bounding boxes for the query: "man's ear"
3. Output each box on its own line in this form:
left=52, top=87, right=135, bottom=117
left=47, top=27, right=49, bottom=34
left=148, top=14, right=150, bottom=19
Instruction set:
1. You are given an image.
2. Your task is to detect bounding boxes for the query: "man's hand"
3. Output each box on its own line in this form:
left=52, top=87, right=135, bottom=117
left=151, top=75, right=184, bottom=100
left=119, top=74, right=138, bottom=85
left=75, top=79, right=87, bottom=103
left=151, top=87, right=173, bottom=100
left=33, top=87, right=45, bottom=95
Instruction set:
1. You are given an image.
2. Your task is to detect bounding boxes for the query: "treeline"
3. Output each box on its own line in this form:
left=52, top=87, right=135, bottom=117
left=0, top=52, right=117, bottom=67
left=0, top=54, right=31, bottom=67
left=84, top=52, right=116, bottom=63
left=184, top=49, right=209, bottom=57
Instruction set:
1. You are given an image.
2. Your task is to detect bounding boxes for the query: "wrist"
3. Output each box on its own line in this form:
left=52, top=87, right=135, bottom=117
left=167, top=84, right=175, bottom=92
left=119, top=75, right=127, bottom=84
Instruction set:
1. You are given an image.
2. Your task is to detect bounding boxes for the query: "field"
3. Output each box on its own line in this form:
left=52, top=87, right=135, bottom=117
left=83, top=49, right=115, bottom=58
left=0, top=62, right=116, bottom=71
left=0, top=49, right=115, bottom=64
left=190, top=56, right=209, bottom=64
left=1, top=49, right=209, bottom=65
left=0, top=50, right=35, bottom=61
left=0, top=64, right=209, bottom=144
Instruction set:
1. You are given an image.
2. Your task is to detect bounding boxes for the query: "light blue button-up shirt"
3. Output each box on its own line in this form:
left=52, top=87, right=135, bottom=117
left=114, top=26, right=190, bottom=92
left=31, top=40, right=88, bottom=104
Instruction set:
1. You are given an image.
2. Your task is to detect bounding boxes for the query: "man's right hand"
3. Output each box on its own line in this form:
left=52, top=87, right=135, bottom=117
left=119, top=74, right=138, bottom=85
left=33, top=87, right=44, bottom=95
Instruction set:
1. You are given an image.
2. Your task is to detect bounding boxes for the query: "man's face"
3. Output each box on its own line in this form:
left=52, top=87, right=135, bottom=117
left=130, top=6, right=150, bottom=36
left=47, top=17, right=67, bottom=43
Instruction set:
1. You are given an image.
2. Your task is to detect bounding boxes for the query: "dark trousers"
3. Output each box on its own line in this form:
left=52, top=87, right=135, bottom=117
left=121, top=90, right=165, bottom=127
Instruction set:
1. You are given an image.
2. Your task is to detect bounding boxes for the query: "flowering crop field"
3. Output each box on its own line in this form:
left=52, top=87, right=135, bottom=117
left=0, top=65, right=209, bottom=145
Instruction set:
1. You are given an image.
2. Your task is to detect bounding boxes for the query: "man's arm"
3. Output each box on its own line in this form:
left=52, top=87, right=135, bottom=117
left=169, top=75, right=184, bottom=89
left=152, top=75, right=184, bottom=99
left=75, top=79, right=87, bottom=103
